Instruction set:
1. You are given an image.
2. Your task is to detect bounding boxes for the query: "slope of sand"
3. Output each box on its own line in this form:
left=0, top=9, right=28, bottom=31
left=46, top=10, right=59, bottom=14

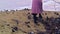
left=0, top=9, right=60, bottom=34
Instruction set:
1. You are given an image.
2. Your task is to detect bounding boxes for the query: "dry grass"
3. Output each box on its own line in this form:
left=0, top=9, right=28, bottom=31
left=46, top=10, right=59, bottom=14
left=0, top=9, right=60, bottom=34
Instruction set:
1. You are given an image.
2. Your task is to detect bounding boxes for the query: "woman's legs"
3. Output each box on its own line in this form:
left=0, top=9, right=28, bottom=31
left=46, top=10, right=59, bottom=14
left=37, top=13, right=43, bottom=22
left=32, top=13, right=43, bottom=25
left=39, top=14, right=42, bottom=19
left=32, top=13, right=38, bottom=24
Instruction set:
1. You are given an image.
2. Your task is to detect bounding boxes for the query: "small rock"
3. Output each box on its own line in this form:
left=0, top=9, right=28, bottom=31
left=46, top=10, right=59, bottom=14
left=45, top=13, right=47, bottom=15
left=27, top=25, right=30, bottom=28
left=1, top=31, right=3, bottom=32
left=12, top=29, right=15, bottom=32
left=12, top=27, right=18, bottom=32
left=28, top=15, right=32, bottom=19
left=42, top=13, right=44, bottom=15
left=54, top=12, right=59, bottom=15
left=1, top=25, right=4, bottom=27
left=25, top=21, right=30, bottom=24
left=28, top=31, right=34, bottom=34
left=7, top=24, right=10, bottom=26
left=27, top=13, right=32, bottom=20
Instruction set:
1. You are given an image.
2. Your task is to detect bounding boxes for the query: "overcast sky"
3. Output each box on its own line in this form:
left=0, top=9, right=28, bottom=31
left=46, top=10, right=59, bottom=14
left=43, top=0, right=60, bottom=11
left=0, top=0, right=60, bottom=11
left=0, top=0, right=32, bottom=10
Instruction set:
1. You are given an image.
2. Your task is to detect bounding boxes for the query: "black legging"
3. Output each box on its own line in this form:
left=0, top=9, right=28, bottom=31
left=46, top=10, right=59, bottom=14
left=39, top=14, right=42, bottom=19
left=32, top=13, right=42, bottom=24
left=32, top=13, right=37, bottom=24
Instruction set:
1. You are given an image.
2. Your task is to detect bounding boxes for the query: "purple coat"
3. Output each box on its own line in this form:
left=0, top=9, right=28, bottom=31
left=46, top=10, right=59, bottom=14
left=32, top=0, right=43, bottom=14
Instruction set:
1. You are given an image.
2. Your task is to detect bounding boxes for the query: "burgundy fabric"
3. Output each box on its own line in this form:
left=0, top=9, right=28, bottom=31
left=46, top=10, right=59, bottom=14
left=32, top=0, right=43, bottom=14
